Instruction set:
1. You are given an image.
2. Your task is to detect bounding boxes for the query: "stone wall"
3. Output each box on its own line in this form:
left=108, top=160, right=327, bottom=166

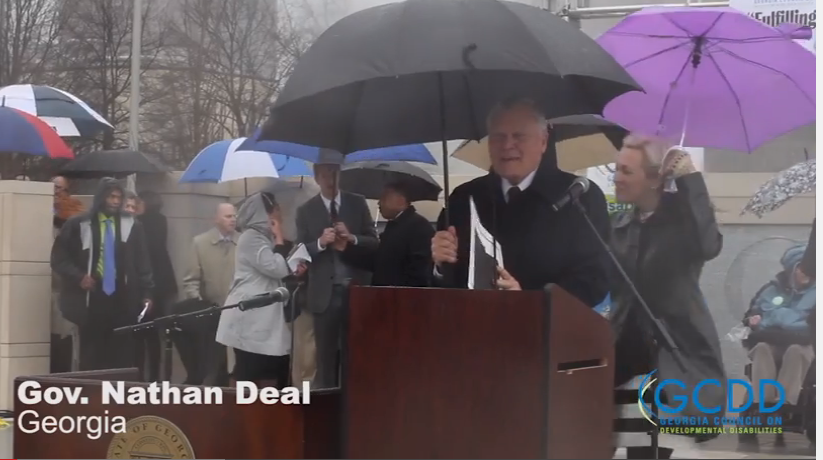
left=0, top=181, right=53, bottom=410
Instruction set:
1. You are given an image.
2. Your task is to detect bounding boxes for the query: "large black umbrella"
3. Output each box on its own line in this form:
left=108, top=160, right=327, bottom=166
left=340, top=161, right=442, bottom=202
left=259, top=0, right=638, bottom=154
left=550, top=114, right=626, bottom=148
left=59, top=150, right=170, bottom=178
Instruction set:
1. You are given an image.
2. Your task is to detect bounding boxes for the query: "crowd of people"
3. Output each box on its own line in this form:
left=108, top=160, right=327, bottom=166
left=47, top=98, right=815, bottom=459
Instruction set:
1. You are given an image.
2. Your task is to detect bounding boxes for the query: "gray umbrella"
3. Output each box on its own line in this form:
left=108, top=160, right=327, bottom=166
left=59, top=150, right=170, bottom=178
left=340, top=161, right=442, bottom=202
left=549, top=114, right=626, bottom=148
left=741, top=159, right=815, bottom=217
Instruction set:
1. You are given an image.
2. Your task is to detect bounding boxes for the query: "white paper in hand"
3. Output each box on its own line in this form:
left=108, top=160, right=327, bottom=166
left=288, top=243, right=312, bottom=272
left=468, top=196, right=503, bottom=290
left=137, top=302, right=150, bottom=323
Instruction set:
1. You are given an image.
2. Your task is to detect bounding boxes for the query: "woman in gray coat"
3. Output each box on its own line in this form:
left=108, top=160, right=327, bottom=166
left=610, top=135, right=725, bottom=459
left=216, top=192, right=296, bottom=388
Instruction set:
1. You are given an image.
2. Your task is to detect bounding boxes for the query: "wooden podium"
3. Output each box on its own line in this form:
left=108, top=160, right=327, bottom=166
left=343, top=285, right=614, bottom=459
left=14, top=285, right=613, bottom=459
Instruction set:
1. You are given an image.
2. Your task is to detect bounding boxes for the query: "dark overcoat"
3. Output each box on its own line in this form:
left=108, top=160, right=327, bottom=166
left=435, top=151, right=611, bottom=308
left=50, top=179, right=154, bottom=327
left=344, top=205, right=435, bottom=287
left=610, top=172, right=726, bottom=429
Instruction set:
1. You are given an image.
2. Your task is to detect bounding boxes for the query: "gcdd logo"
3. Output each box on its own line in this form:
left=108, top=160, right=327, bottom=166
left=638, top=370, right=786, bottom=427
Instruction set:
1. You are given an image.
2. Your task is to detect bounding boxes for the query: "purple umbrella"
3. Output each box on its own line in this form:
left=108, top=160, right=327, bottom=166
left=599, top=7, right=815, bottom=152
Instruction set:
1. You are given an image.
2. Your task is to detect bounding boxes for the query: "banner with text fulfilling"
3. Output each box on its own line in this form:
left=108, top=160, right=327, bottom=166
left=730, top=0, right=816, bottom=53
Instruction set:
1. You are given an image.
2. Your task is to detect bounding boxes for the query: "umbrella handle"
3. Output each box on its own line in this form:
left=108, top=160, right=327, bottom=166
left=675, top=68, right=697, bottom=147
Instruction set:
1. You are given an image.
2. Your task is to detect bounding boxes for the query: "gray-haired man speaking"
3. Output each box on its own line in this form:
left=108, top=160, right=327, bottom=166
left=431, top=97, right=611, bottom=307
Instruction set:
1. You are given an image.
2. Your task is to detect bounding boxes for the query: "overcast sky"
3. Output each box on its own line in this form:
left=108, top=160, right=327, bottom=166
left=310, top=0, right=550, bottom=28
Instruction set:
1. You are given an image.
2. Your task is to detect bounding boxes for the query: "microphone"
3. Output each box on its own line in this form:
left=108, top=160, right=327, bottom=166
left=552, top=177, right=590, bottom=212
left=237, top=287, right=291, bottom=311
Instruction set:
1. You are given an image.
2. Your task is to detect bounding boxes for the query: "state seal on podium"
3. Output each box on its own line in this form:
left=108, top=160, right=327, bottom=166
left=106, top=415, right=196, bottom=459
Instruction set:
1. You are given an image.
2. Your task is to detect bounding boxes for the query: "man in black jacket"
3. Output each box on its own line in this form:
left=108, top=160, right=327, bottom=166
left=50, top=178, right=154, bottom=371
left=345, top=182, right=435, bottom=287
left=430, top=98, right=610, bottom=307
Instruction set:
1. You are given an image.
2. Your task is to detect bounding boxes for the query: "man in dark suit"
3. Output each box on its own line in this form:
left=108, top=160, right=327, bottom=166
left=345, top=182, right=435, bottom=287
left=431, top=97, right=610, bottom=307
left=296, top=163, right=379, bottom=389
left=50, top=178, right=154, bottom=371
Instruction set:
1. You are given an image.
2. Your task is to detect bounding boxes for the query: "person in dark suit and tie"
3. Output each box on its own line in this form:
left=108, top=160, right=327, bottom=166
left=344, top=182, right=435, bottom=287
left=296, top=162, right=379, bottom=389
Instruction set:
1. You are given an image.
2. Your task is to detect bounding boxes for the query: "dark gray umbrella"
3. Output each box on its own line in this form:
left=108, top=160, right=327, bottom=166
left=59, top=150, right=170, bottom=178
left=549, top=114, right=626, bottom=148
left=259, top=0, right=639, bottom=153
left=340, top=161, right=442, bottom=202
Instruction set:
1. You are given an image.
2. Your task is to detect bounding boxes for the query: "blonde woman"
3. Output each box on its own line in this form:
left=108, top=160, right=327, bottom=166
left=609, top=135, right=725, bottom=458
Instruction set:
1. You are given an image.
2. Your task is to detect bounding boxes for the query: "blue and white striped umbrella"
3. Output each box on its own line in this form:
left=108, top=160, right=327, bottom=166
left=239, top=128, right=437, bottom=165
left=0, top=84, right=113, bottom=138
left=180, top=138, right=312, bottom=184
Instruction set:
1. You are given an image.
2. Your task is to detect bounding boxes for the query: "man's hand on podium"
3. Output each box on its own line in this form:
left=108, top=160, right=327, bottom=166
left=495, top=266, right=521, bottom=291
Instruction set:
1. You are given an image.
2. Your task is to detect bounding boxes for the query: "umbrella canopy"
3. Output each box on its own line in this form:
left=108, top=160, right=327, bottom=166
left=59, top=150, right=170, bottom=178
left=240, top=129, right=437, bottom=165
left=257, top=0, right=638, bottom=153
left=0, top=84, right=113, bottom=138
left=453, top=114, right=627, bottom=172
left=741, top=159, right=815, bottom=217
left=0, top=107, right=74, bottom=158
left=340, top=161, right=442, bottom=202
left=179, top=138, right=312, bottom=184
left=599, top=7, right=816, bottom=152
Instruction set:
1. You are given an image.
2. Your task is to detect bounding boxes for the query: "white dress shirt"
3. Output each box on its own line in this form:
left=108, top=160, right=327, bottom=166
left=501, top=168, right=537, bottom=201
left=317, top=192, right=358, bottom=250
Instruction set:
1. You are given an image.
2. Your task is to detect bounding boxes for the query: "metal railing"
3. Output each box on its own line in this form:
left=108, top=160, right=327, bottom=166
left=560, top=1, right=730, bottom=19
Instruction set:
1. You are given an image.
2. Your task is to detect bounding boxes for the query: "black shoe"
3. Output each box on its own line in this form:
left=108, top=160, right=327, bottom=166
left=774, top=432, right=786, bottom=448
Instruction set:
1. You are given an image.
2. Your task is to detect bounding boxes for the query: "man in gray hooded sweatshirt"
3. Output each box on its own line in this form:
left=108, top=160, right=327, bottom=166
left=51, top=178, right=154, bottom=372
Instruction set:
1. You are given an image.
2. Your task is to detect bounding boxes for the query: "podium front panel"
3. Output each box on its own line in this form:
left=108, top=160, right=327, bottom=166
left=343, top=287, right=549, bottom=459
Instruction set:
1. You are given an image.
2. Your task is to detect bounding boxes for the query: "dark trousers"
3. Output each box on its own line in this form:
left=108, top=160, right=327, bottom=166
left=50, top=334, right=73, bottom=373
left=173, top=314, right=228, bottom=386
left=233, top=349, right=290, bottom=389
left=134, top=297, right=167, bottom=381
left=313, top=285, right=346, bottom=389
left=202, top=337, right=229, bottom=386
left=79, top=290, right=134, bottom=371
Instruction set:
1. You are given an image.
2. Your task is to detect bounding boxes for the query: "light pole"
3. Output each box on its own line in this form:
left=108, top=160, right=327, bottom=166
left=127, top=0, right=142, bottom=191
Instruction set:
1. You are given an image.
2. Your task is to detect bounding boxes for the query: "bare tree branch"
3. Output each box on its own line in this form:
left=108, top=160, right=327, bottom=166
left=141, top=0, right=320, bottom=168
left=47, top=0, right=168, bottom=151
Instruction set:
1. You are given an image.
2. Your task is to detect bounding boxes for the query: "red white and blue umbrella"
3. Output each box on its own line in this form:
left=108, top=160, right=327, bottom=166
left=0, top=84, right=113, bottom=138
left=0, top=106, right=74, bottom=158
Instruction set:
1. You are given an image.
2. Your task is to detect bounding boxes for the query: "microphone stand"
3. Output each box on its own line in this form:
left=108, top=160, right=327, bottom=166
left=114, top=299, right=271, bottom=383
left=571, top=197, right=686, bottom=460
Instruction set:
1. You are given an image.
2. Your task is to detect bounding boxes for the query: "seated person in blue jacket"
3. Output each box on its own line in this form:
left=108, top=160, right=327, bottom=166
left=742, top=244, right=815, bottom=415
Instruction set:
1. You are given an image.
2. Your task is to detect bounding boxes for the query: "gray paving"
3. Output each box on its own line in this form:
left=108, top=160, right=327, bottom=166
left=614, top=431, right=815, bottom=459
